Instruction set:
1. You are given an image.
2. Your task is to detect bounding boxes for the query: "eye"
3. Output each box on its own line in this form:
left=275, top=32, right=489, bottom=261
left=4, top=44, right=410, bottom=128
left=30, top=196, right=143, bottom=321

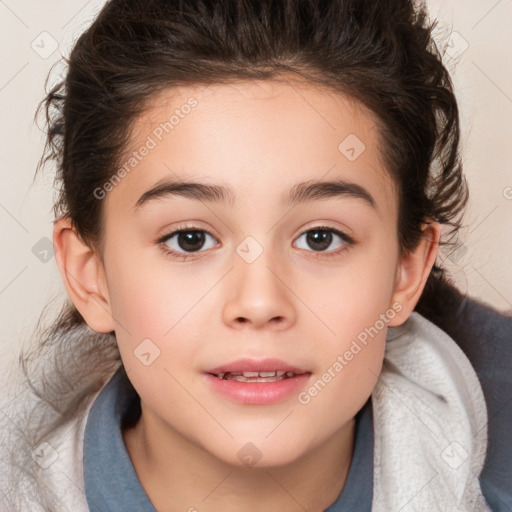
left=294, top=226, right=354, bottom=257
left=157, top=225, right=218, bottom=259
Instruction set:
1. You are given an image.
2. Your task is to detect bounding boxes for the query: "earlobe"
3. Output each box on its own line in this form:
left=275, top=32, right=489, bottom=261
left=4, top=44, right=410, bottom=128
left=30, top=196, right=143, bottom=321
left=388, top=222, right=442, bottom=326
left=53, top=217, right=115, bottom=333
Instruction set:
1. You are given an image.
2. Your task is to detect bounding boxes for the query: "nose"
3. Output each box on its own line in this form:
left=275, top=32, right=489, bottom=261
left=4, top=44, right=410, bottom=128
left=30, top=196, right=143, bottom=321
left=222, top=248, right=297, bottom=331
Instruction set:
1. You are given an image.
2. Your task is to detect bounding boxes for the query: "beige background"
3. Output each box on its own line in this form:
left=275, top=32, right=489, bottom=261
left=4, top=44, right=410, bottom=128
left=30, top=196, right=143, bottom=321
left=1, top=0, right=511, bottom=392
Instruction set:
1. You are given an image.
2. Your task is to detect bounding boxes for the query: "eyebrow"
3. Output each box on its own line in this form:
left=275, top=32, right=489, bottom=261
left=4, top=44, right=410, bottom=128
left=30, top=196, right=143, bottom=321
left=134, top=176, right=377, bottom=211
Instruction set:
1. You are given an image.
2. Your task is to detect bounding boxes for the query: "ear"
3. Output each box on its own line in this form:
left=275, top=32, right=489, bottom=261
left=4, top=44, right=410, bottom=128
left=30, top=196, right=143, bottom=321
left=53, top=217, right=115, bottom=333
left=388, top=222, right=442, bottom=326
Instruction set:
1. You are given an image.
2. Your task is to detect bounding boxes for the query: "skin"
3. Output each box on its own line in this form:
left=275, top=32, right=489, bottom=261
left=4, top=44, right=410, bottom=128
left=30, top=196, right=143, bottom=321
left=54, top=78, right=440, bottom=511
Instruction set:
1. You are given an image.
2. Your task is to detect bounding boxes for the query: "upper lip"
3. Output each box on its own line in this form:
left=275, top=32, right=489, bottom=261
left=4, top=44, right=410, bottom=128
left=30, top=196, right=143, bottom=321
left=205, top=358, right=309, bottom=375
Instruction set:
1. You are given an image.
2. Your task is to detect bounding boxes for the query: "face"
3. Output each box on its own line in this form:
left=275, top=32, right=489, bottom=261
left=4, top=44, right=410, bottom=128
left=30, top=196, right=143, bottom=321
left=100, top=79, right=402, bottom=467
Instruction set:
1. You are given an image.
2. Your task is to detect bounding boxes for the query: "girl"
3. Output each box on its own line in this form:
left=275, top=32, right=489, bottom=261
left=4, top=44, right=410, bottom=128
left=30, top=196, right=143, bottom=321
left=1, top=0, right=510, bottom=510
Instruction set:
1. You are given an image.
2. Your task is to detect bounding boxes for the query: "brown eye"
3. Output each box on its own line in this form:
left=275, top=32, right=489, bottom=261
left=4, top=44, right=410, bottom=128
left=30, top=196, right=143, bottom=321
left=294, top=227, right=354, bottom=254
left=160, top=228, right=218, bottom=255
left=304, top=230, right=333, bottom=251
left=175, top=231, right=206, bottom=252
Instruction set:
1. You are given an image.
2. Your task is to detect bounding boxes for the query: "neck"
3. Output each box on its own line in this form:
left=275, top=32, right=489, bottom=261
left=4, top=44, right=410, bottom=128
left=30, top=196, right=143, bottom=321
left=122, top=404, right=355, bottom=512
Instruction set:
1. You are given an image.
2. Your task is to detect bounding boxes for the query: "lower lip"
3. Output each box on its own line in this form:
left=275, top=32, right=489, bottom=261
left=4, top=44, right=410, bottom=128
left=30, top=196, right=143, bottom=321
left=204, top=373, right=311, bottom=405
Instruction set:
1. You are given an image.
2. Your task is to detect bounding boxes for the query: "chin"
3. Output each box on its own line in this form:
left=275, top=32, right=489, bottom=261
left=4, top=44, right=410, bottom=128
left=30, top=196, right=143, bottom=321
left=208, top=436, right=309, bottom=470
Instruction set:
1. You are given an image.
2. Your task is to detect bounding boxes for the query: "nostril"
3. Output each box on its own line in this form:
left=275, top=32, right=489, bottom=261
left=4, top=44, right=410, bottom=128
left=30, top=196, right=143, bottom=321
left=234, top=315, right=284, bottom=324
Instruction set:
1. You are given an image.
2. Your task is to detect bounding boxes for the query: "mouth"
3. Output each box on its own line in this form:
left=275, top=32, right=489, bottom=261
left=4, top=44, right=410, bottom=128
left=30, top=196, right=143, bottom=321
left=204, top=358, right=311, bottom=404
left=209, top=370, right=307, bottom=382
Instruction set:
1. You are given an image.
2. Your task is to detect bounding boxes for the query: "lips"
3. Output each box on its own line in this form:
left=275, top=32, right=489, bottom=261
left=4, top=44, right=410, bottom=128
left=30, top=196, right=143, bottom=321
left=204, top=369, right=312, bottom=405
left=204, top=357, right=312, bottom=404
left=216, top=370, right=306, bottom=383
left=205, top=358, right=309, bottom=381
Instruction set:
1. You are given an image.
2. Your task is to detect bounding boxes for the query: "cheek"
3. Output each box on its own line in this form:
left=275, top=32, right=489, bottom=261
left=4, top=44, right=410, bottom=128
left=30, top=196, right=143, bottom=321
left=104, top=256, right=210, bottom=383
left=105, top=254, right=200, bottom=337
left=306, top=252, right=398, bottom=342
left=297, top=243, right=396, bottom=406
left=297, top=328, right=386, bottom=434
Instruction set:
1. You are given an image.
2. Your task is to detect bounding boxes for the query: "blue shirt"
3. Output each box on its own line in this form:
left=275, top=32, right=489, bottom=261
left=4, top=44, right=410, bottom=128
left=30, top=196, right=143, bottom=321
left=83, top=367, right=374, bottom=512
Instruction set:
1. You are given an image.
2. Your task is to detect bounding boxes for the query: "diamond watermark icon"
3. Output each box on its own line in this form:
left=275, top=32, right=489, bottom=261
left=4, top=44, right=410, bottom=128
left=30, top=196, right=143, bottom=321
left=32, top=442, right=59, bottom=469
left=237, top=442, right=262, bottom=467
left=134, top=338, right=161, bottom=366
left=32, top=237, right=55, bottom=263
left=31, top=31, right=58, bottom=59
left=447, top=243, right=468, bottom=264
left=236, top=236, right=264, bottom=264
left=445, top=31, right=469, bottom=60
left=441, top=441, right=468, bottom=469
left=338, top=134, right=366, bottom=161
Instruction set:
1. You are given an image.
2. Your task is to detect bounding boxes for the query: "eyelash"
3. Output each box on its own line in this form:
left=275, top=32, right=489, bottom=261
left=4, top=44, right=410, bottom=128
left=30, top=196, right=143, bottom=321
left=156, top=223, right=355, bottom=261
left=157, top=224, right=218, bottom=261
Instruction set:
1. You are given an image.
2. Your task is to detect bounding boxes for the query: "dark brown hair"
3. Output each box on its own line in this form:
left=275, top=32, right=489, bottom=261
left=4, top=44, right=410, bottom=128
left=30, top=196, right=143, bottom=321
left=4, top=1, right=468, bottom=509
left=40, top=0, right=467, bottom=315
left=43, top=0, right=466, bottom=250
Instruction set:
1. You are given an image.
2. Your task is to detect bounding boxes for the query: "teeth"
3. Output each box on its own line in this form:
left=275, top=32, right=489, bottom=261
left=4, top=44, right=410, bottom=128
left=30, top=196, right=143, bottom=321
left=215, top=370, right=300, bottom=382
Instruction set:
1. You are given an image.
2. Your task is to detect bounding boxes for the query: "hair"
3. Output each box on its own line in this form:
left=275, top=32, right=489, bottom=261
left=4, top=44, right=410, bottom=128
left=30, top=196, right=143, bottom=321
left=2, top=0, right=469, bottom=509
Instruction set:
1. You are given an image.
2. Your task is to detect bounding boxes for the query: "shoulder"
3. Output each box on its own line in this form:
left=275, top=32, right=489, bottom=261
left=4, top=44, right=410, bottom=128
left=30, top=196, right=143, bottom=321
left=371, top=311, right=490, bottom=511
left=416, top=276, right=512, bottom=367
left=428, top=290, right=512, bottom=511
left=0, top=369, right=115, bottom=512
left=407, top=284, right=512, bottom=511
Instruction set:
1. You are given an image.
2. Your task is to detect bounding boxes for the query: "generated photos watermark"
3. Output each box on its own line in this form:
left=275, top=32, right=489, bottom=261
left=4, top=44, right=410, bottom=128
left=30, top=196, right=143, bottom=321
left=93, top=97, right=198, bottom=200
left=297, top=301, right=403, bottom=405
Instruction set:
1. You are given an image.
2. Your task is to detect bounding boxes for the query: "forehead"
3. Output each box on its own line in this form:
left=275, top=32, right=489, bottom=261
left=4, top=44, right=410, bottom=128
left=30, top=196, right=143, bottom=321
left=107, top=78, right=397, bottom=218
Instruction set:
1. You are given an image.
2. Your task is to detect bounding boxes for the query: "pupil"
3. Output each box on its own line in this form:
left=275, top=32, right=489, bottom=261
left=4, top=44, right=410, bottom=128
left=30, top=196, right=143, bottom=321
left=178, top=231, right=205, bottom=252
left=307, top=230, right=331, bottom=251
